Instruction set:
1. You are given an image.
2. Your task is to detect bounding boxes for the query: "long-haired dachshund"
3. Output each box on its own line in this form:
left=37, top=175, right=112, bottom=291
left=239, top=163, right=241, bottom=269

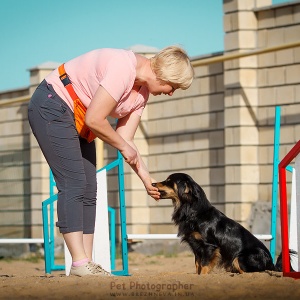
left=152, top=173, right=295, bottom=275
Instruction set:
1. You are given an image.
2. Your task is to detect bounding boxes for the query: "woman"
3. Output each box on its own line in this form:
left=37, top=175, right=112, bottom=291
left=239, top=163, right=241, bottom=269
left=28, top=46, right=194, bottom=276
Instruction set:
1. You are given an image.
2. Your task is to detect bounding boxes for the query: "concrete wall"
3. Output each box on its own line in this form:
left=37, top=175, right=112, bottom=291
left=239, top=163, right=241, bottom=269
left=0, top=97, right=31, bottom=237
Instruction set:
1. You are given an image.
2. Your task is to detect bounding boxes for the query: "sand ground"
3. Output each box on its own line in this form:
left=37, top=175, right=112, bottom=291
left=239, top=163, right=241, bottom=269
left=1, top=251, right=300, bottom=300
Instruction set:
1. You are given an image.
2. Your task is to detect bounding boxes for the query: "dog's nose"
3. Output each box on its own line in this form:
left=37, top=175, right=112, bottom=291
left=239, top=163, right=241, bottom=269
left=152, top=182, right=157, bottom=187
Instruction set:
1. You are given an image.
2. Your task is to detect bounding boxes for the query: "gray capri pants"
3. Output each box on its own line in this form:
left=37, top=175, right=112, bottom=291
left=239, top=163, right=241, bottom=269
left=28, top=80, right=97, bottom=234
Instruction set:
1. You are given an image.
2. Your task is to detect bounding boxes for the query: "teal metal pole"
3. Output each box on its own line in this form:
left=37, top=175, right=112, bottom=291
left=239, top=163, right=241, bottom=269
left=49, top=170, right=55, bottom=270
left=117, top=151, right=129, bottom=275
left=48, top=171, right=64, bottom=271
left=42, top=194, right=57, bottom=274
left=42, top=201, right=51, bottom=274
left=270, top=106, right=281, bottom=262
left=45, top=155, right=126, bottom=275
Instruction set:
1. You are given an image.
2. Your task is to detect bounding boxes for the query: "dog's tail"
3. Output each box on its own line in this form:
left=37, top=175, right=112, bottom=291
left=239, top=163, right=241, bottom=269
left=274, top=249, right=297, bottom=272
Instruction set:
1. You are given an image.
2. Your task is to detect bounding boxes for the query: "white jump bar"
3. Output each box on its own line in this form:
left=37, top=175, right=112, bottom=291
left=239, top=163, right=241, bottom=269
left=0, top=234, right=273, bottom=244
left=128, top=234, right=178, bottom=240
left=0, top=238, right=44, bottom=244
left=127, top=234, right=273, bottom=241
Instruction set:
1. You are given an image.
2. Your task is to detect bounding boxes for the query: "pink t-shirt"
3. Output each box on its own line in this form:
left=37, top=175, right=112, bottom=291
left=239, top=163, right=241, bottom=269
left=45, top=48, right=149, bottom=118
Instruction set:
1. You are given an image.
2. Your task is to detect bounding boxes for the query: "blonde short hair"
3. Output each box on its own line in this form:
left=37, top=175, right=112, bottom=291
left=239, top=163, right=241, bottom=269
left=150, top=46, right=194, bottom=90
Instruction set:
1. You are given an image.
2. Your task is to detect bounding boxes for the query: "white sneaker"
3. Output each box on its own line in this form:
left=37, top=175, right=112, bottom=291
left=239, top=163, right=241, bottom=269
left=70, top=261, right=112, bottom=276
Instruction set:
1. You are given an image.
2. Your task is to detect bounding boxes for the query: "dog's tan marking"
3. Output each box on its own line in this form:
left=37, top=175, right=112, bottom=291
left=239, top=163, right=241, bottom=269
left=173, top=197, right=181, bottom=209
left=155, top=183, right=178, bottom=198
left=154, top=181, right=182, bottom=208
left=199, top=248, right=221, bottom=275
left=184, top=182, right=189, bottom=194
left=173, top=182, right=178, bottom=192
left=171, top=183, right=181, bottom=209
left=200, top=266, right=210, bottom=275
left=232, top=257, right=244, bottom=274
left=155, top=184, right=175, bottom=196
left=191, top=232, right=202, bottom=240
left=195, top=259, right=201, bottom=275
left=208, top=248, right=221, bottom=272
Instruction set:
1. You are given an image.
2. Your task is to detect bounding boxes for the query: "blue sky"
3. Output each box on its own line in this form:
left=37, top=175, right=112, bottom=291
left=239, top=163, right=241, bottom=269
left=0, top=0, right=291, bottom=91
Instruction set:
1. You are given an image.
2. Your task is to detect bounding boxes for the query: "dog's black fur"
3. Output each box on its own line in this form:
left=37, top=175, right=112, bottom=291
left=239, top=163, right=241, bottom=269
left=152, top=173, right=295, bottom=275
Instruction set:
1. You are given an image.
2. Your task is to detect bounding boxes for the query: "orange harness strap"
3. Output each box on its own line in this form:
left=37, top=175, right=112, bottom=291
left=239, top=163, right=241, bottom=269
left=57, top=64, right=96, bottom=143
left=58, top=64, right=79, bottom=101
